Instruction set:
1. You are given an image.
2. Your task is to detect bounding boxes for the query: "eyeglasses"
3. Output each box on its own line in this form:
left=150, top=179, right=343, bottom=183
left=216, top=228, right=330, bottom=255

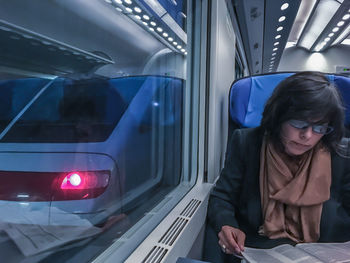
left=288, top=119, right=334, bottom=135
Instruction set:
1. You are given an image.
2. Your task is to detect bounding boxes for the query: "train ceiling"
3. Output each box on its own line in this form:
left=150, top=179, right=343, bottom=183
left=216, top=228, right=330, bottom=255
left=233, top=0, right=350, bottom=74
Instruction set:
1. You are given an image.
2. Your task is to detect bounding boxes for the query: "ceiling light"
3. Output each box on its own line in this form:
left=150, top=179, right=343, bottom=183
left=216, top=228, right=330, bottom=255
left=288, top=0, right=317, bottom=45
left=116, top=7, right=122, bottom=12
left=125, top=7, right=132, bottom=12
left=134, top=7, right=142, bottom=13
left=181, top=49, right=185, bottom=52
left=114, top=0, right=122, bottom=4
left=337, top=21, right=345, bottom=27
left=105, top=0, right=112, bottom=3
left=143, top=15, right=150, bottom=20
left=298, top=0, right=340, bottom=50
left=135, top=15, right=141, bottom=20
left=271, top=57, right=275, bottom=60
left=177, top=45, right=182, bottom=49
left=156, top=27, right=163, bottom=32
left=277, top=26, right=283, bottom=31
left=274, top=42, right=280, bottom=46
left=273, top=47, right=278, bottom=51
left=149, top=27, right=154, bottom=31
left=272, top=52, right=276, bottom=56
left=279, top=16, right=286, bottom=22
left=150, top=21, right=156, bottom=26
left=275, top=35, right=281, bottom=39
left=168, top=37, right=174, bottom=42
left=332, top=27, right=339, bottom=32
left=281, top=3, right=289, bottom=10
left=173, top=41, right=178, bottom=45
left=143, top=22, right=148, bottom=26
left=328, top=32, right=334, bottom=37
left=324, top=37, right=330, bottom=42
left=124, top=0, right=132, bottom=4
left=163, top=32, right=169, bottom=37
left=333, top=24, right=350, bottom=45
left=184, top=52, right=187, bottom=55
left=162, top=13, right=187, bottom=44
left=343, top=14, right=350, bottom=20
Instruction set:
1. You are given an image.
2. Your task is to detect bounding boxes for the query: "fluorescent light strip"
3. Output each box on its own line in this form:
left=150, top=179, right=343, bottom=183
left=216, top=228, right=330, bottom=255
left=289, top=0, right=317, bottom=44
left=312, top=2, right=350, bottom=51
left=285, top=41, right=296, bottom=48
left=162, top=13, right=187, bottom=43
left=342, top=38, right=350, bottom=45
left=333, top=23, right=350, bottom=45
left=298, top=0, right=340, bottom=49
left=108, top=0, right=187, bottom=55
left=143, top=0, right=187, bottom=44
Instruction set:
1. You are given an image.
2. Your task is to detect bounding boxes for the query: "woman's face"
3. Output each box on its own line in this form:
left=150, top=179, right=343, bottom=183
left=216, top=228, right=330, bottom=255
left=280, top=121, right=325, bottom=156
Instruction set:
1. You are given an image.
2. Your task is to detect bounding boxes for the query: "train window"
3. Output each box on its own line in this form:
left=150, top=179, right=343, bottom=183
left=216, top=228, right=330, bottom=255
left=0, top=0, right=189, bottom=262
left=235, top=45, right=244, bottom=79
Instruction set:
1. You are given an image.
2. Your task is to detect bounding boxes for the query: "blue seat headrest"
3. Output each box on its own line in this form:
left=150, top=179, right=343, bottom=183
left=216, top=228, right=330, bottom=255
left=229, top=73, right=350, bottom=128
left=229, top=73, right=293, bottom=127
left=334, top=75, right=350, bottom=125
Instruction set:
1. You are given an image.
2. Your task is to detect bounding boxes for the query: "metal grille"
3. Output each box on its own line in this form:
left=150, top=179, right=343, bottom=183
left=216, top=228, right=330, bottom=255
left=180, top=199, right=201, bottom=218
left=142, top=246, right=168, bottom=263
left=158, top=217, right=188, bottom=246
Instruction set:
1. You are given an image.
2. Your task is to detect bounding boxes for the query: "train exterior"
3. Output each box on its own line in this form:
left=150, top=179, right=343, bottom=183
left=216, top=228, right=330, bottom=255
left=0, top=0, right=349, bottom=262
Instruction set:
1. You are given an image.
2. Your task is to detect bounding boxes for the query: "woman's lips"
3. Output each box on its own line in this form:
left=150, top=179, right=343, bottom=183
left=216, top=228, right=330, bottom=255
left=291, top=141, right=310, bottom=149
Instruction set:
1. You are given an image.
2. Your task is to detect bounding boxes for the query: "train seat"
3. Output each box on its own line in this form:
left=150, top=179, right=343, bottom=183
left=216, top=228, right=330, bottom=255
left=229, top=73, right=350, bottom=135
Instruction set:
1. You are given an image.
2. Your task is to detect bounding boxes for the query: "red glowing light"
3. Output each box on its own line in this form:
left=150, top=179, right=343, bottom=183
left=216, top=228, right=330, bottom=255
left=56, top=171, right=110, bottom=200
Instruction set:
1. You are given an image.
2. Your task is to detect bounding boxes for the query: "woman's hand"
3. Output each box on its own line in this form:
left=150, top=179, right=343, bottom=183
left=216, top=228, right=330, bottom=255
left=218, top=225, right=246, bottom=255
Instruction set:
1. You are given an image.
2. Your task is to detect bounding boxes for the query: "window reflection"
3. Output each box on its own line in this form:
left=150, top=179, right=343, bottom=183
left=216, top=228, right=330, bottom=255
left=0, top=0, right=188, bottom=261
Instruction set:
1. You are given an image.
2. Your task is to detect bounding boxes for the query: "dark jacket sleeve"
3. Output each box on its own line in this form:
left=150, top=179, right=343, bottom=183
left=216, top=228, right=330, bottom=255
left=207, top=129, right=247, bottom=233
left=320, top=152, right=350, bottom=242
left=341, top=160, right=350, bottom=216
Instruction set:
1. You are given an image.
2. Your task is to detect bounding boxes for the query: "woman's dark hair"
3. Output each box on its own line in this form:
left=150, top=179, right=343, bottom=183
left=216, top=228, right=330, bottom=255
left=260, top=71, right=345, bottom=152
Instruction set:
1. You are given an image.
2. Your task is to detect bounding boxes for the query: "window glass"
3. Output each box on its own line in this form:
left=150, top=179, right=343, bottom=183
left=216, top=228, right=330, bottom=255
left=0, top=78, right=49, bottom=133
left=0, top=0, right=188, bottom=261
left=235, top=51, right=244, bottom=79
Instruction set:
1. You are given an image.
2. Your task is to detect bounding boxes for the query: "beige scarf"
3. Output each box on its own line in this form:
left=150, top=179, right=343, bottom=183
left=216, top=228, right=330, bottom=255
left=259, top=137, right=331, bottom=243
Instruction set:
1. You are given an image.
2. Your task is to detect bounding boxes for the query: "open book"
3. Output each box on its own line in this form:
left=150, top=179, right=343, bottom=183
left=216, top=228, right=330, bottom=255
left=241, top=241, right=350, bottom=263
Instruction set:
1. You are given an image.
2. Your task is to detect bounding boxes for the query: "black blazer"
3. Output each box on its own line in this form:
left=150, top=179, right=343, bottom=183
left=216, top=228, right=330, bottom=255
left=207, top=127, right=350, bottom=248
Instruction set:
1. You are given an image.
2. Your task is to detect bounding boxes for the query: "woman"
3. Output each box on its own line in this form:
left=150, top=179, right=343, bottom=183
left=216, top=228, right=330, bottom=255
left=203, top=71, right=350, bottom=263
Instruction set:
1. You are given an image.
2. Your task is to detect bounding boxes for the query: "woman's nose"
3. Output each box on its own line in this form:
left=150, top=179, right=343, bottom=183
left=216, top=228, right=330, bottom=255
left=300, top=126, right=313, bottom=139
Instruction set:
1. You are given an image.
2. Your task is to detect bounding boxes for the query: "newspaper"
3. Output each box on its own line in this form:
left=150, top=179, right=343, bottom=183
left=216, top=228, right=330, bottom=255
left=0, top=222, right=102, bottom=257
left=0, top=202, right=126, bottom=258
left=242, top=242, right=350, bottom=263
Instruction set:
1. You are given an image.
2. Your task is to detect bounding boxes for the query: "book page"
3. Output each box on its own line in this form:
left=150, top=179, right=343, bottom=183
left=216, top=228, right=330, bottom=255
left=242, top=244, right=322, bottom=263
left=296, top=242, right=350, bottom=263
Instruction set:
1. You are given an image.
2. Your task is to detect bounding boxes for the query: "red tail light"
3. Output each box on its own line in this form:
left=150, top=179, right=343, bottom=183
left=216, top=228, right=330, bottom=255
left=54, top=171, right=110, bottom=200
left=0, top=170, right=110, bottom=201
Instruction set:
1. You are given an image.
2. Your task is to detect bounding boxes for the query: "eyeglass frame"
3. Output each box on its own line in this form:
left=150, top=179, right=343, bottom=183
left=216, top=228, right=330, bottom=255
left=287, top=119, right=334, bottom=135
